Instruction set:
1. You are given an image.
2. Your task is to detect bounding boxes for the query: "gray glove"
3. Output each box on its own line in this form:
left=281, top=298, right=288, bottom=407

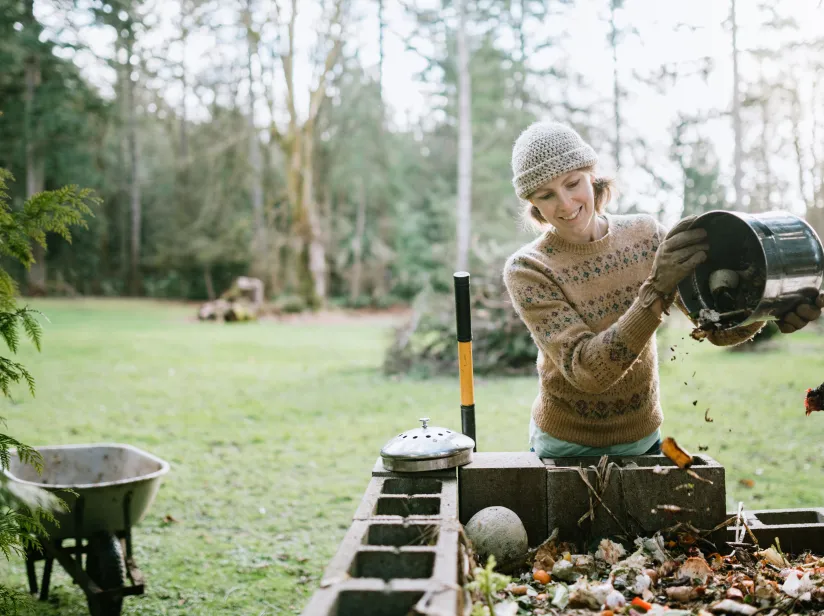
left=649, top=217, right=709, bottom=294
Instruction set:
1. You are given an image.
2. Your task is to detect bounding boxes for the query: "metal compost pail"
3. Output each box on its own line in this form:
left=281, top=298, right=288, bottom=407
left=677, top=210, right=824, bottom=328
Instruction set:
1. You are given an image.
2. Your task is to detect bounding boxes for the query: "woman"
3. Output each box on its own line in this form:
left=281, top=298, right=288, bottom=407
left=503, top=121, right=824, bottom=458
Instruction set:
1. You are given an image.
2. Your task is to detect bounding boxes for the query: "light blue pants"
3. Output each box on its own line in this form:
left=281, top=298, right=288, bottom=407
left=529, top=417, right=661, bottom=458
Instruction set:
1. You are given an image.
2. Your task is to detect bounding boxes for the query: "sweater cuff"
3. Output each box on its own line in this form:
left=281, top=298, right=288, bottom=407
left=620, top=300, right=663, bottom=354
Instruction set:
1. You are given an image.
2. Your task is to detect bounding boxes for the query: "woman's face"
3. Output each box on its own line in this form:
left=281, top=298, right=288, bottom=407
left=528, top=170, right=598, bottom=241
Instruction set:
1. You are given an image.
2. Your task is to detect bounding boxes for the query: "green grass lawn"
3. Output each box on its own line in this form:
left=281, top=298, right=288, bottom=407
left=0, top=299, right=823, bottom=615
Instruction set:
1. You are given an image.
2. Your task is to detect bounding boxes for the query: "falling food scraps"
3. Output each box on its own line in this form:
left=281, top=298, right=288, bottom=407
left=661, top=437, right=693, bottom=470
left=805, top=381, right=824, bottom=416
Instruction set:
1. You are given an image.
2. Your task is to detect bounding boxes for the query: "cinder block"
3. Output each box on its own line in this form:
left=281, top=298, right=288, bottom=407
left=725, top=508, right=824, bottom=555
left=544, top=454, right=726, bottom=547
left=459, top=452, right=548, bottom=546
left=353, top=475, right=458, bottom=521
left=319, top=516, right=462, bottom=592
left=301, top=580, right=462, bottom=616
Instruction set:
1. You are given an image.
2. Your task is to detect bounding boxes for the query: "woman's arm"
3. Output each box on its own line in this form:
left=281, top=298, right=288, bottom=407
left=503, top=254, right=662, bottom=394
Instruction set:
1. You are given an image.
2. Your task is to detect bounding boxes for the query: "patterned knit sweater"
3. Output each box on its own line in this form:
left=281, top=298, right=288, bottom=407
left=503, top=213, right=762, bottom=447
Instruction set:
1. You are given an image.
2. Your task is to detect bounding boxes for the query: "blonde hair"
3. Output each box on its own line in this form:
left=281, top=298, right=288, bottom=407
left=520, top=166, right=616, bottom=232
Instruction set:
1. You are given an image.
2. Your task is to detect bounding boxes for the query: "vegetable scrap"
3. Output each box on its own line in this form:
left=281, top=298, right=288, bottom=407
left=465, top=529, right=824, bottom=615
left=661, top=437, right=694, bottom=469
left=805, top=382, right=824, bottom=416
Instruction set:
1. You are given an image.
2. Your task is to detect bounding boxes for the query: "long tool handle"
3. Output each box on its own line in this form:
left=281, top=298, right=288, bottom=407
left=454, top=271, right=476, bottom=451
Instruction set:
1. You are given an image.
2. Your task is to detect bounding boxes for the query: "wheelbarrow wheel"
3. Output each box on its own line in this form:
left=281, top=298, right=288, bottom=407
left=85, top=532, right=127, bottom=616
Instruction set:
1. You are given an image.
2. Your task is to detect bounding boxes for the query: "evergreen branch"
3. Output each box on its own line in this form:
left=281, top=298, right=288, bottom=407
left=0, top=308, right=45, bottom=355
left=18, top=310, right=43, bottom=353
left=0, top=171, right=99, bottom=268
left=0, top=435, right=43, bottom=474
left=0, top=357, right=36, bottom=398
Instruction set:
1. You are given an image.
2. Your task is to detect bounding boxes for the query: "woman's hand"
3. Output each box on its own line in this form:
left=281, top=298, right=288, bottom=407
left=777, top=292, right=824, bottom=333
left=649, top=218, right=710, bottom=295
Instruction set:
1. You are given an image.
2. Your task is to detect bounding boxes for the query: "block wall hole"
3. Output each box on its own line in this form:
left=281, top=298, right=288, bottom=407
left=349, top=550, right=435, bottom=580
left=365, top=524, right=439, bottom=546
left=375, top=497, right=441, bottom=517
left=381, top=478, right=442, bottom=495
left=754, top=510, right=824, bottom=525
left=335, top=591, right=424, bottom=615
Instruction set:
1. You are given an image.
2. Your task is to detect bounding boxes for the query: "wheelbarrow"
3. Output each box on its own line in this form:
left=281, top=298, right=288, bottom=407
left=2, top=443, right=170, bottom=616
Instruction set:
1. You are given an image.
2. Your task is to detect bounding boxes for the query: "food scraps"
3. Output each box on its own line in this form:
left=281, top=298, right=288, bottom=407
left=465, top=530, right=824, bottom=615
left=805, top=382, right=824, bottom=415
left=662, top=437, right=694, bottom=469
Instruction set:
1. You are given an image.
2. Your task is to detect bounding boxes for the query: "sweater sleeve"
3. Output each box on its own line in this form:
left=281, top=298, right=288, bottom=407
left=503, top=254, right=662, bottom=394
left=654, top=221, right=765, bottom=346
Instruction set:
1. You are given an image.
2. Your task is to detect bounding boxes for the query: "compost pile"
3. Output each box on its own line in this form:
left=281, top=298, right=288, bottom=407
left=465, top=529, right=824, bottom=616
left=383, top=273, right=537, bottom=377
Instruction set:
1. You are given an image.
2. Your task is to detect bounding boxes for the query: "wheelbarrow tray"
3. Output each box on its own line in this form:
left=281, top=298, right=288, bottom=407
left=3, top=443, right=170, bottom=539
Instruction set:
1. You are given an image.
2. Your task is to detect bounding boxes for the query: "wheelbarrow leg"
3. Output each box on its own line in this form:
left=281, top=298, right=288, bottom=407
left=75, top=496, right=85, bottom=579
left=25, top=552, right=38, bottom=595
left=40, top=553, right=54, bottom=601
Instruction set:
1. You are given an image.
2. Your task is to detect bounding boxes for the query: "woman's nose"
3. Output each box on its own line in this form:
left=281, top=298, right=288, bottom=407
left=557, top=191, right=573, bottom=210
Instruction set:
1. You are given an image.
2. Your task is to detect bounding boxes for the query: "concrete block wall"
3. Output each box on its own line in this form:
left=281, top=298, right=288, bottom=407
left=300, top=459, right=469, bottom=616
left=304, top=452, right=824, bottom=615
left=457, top=453, right=726, bottom=549
left=726, top=508, right=824, bottom=554
left=458, top=452, right=548, bottom=546
left=542, top=454, right=726, bottom=547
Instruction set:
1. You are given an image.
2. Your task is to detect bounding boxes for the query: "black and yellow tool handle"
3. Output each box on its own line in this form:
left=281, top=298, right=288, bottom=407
left=454, top=271, right=476, bottom=450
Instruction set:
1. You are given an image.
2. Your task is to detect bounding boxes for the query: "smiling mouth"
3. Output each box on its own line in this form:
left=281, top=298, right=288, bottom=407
left=559, top=207, right=582, bottom=222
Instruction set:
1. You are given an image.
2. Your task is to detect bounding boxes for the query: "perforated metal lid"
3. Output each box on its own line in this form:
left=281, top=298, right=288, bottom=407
left=380, top=417, right=475, bottom=472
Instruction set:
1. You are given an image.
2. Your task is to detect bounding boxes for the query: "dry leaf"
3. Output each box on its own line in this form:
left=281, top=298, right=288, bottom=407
left=661, top=437, right=694, bottom=469
left=678, top=556, right=713, bottom=584
left=710, top=599, right=757, bottom=615
left=739, top=478, right=755, bottom=488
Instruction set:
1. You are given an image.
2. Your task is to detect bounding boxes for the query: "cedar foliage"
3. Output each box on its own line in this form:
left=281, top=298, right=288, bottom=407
left=0, top=167, right=97, bottom=613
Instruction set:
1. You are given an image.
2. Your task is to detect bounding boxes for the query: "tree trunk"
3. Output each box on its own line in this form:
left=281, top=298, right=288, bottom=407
left=756, top=69, right=772, bottom=213
left=455, top=0, right=472, bottom=273
left=300, top=123, right=326, bottom=306
left=204, top=265, right=215, bottom=300
left=245, top=0, right=266, bottom=279
left=118, top=59, right=129, bottom=286
left=126, top=33, right=142, bottom=295
left=731, top=0, right=744, bottom=209
left=610, top=0, right=621, bottom=172
left=373, top=0, right=390, bottom=297
left=350, top=177, right=367, bottom=302
left=24, top=0, right=46, bottom=296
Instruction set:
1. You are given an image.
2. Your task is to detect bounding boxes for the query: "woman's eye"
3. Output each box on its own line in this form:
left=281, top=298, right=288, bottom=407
left=567, top=180, right=580, bottom=189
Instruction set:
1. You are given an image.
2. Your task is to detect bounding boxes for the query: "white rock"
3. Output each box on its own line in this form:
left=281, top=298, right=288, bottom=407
left=464, top=506, right=528, bottom=571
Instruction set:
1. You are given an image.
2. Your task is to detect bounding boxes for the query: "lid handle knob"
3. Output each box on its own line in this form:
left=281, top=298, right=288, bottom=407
left=419, top=417, right=430, bottom=429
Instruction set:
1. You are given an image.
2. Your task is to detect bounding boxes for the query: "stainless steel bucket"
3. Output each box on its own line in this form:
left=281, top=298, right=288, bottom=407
left=678, top=210, right=824, bottom=328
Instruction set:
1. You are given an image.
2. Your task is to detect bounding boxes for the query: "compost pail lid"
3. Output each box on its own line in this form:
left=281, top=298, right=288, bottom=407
left=380, top=418, right=475, bottom=472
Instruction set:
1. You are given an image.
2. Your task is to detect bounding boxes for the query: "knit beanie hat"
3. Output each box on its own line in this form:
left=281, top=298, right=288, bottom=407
left=511, top=122, right=599, bottom=200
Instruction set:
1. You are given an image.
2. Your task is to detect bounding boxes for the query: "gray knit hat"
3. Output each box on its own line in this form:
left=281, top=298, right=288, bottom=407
left=511, top=122, right=599, bottom=199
